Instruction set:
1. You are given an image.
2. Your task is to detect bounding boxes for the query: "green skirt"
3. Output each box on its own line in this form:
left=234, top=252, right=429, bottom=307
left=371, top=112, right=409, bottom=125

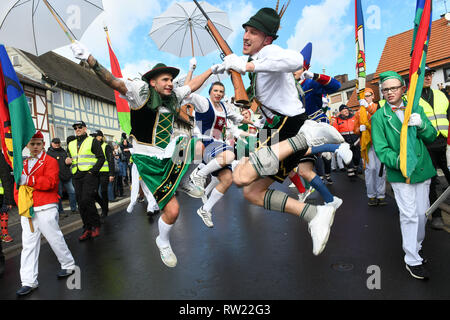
left=132, top=136, right=197, bottom=209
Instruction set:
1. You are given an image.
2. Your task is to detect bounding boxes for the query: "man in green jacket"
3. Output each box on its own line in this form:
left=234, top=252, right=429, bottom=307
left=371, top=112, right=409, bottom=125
left=372, top=71, right=436, bottom=281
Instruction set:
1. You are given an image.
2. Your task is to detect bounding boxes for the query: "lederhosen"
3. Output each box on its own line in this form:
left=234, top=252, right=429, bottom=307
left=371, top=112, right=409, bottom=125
left=248, top=71, right=311, bottom=183
left=130, top=93, right=196, bottom=209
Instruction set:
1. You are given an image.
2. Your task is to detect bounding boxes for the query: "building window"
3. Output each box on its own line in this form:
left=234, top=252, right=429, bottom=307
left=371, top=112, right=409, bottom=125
left=26, top=95, right=34, bottom=116
left=346, top=90, right=353, bottom=101
left=53, top=89, right=62, bottom=106
left=11, top=55, right=20, bottom=67
left=55, top=125, right=65, bottom=142
left=444, top=67, right=450, bottom=82
left=330, top=94, right=342, bottom=104
left=85, top=97, right=91, bottom=112
left=63, top=91, right=73, bottom=108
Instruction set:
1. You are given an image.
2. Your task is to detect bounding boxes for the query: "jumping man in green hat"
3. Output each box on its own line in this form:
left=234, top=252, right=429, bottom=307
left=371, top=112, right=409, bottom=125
left=215, top=7, right=345, bottom=256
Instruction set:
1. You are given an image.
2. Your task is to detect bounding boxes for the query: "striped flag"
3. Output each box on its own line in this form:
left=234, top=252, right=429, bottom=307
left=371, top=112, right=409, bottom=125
left=105, top=27, right=131, bottom=135
left=355, top=0, right=366, bottom=101
left=400, top=0, right=432, bottom=179
left=0, top=45, right=36, bottom=185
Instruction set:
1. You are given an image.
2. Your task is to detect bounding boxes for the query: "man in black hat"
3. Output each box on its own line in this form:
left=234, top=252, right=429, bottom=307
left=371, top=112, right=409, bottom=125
left=216, top=7, right=344, bottom=256
left=70, top=41, right=218, bottom=267
left=47, top=137, right=77, bottom=217
left=67, top=121, right=105, bottom=241
left=420, top=66, right=450, bottom=230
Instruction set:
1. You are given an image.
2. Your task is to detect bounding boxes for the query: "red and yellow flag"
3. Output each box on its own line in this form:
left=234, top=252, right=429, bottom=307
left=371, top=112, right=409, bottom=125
left=400, top=0, right=432, bottom=179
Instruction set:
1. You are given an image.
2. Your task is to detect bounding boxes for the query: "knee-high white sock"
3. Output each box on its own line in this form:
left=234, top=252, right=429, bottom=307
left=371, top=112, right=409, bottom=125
left=205, top=176, right=220, bottom=196
left=203, top=188, right=224, bottom=212
left=198, top=159, right=222, bottom=177
left=158, top=217, right=173, bottom=246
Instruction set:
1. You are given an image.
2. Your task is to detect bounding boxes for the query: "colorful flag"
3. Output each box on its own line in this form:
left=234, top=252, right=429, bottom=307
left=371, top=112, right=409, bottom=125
left=0, top=45, right=36, bottom=185
left=105, top=28, right=131, bottom=135
left=355, top=0, right=366, bottom=101
left=400, top=0, right=432, bottom=179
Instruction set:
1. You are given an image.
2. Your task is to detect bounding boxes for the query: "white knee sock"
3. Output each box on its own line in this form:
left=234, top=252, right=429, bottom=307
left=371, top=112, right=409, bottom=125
left=158, top=217, right=173, bottom=246
left=203, top=188, right=224, bottom=212
left=198, top=159, right=222, bottom=177
left=205, top=176, right=220, bottom=196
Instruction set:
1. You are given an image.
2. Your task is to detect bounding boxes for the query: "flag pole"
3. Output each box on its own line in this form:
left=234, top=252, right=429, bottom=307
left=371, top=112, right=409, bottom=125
left=43, top=0, right=76, bottom=43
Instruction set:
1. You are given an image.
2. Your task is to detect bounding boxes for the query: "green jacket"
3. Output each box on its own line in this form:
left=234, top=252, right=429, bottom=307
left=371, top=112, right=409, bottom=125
left=371, top=99, right=437, bottom=184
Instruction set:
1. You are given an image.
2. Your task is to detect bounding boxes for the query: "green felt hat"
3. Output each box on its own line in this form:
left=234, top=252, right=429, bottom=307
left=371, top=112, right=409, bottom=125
left=142, top=63, right=180, bottom=83
left=242, top=8, right=280, bottom=40
left=379, top=71, right=405, bottom=85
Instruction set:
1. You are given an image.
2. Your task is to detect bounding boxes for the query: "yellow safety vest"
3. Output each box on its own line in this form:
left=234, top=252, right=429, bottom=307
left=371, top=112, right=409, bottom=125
left=68, top=136, right=97, bottom=174
left=100, top=142, right=109, bottom=173
left=0, top=178, right=3, bottom=195
left=420, top=89, right=449, bottom=138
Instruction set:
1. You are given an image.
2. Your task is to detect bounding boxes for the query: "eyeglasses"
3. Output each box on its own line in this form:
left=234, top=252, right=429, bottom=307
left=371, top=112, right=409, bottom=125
left=381, top=86, right=403, bottom=94
left=364, top=94, right=373, bottom=98
left=73, top=125, right=84, bottom=130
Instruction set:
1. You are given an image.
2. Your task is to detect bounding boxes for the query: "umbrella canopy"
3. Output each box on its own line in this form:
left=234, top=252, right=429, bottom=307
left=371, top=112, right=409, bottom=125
left=150, top=1, right=233, bottom=57
left=0, top=0, right=103, bottom=56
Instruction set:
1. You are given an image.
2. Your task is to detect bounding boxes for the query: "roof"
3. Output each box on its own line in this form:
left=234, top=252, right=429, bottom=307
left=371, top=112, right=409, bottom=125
left=16, top=71, right=55, bottom=92
left=21, top=51, right=115, bottom=103
left=373, top=17, right=450, bottom=82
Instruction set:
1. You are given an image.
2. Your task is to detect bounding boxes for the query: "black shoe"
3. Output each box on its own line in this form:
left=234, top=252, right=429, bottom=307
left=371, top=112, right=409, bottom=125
left=0, top=256, right=5, bottom=277
left=377, top=198, right=387, bottom=206
left=368, top=198, right=378, bottom=206
left=419, top=250, right=428, bottom=264
left=324, top=175, right=333, bottom=185
left=406, top=264, right=429, bottom=280
left=57, top=269, right=74, bottom=279
left=16, top=285, right=37, bottom=296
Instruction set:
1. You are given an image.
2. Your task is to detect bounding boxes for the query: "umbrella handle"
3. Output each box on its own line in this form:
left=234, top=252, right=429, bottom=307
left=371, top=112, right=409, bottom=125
left=189, top=21, right=194, bottom=57
left=43, top=0, right=76, bottom=43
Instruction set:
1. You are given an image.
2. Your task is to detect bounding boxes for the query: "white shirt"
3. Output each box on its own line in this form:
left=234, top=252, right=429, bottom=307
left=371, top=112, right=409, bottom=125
left=249, top=44, right=305, bottom=117
left=119, top=78, right=192, bottom=159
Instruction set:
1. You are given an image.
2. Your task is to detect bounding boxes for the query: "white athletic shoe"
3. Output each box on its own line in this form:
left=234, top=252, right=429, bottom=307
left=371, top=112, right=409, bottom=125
left=178, top=180, right=204, bottom=198
left=300, top=120, right=345, bottom=146
left=308, top=205, right=336, bottom=256
left=298, top=187, right=314, bottom=202
left=325, top=196, right=343, bottom=211
left=190, top=167, right=207, bottom=191
left=197, top=206, right=214, bottom=228
left=336, top=143, right=353, bottom=165
left=126, top=203, right=135, bottom=214
left=156, top=236, right=177, bottom=268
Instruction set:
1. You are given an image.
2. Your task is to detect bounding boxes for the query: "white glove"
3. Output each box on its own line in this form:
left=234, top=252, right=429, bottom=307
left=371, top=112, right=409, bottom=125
left=189, top=57, right=197, bottom=72
left=70, top=40, right=91, bottom=60
left=322, top=97, right=329, bottom=108
left=447, top=144, right=450, bottom=169
left=408, top=113, right=423, bottom=127
left=360, top=125, right=366, bottom=132
left=211, top=63, right=226, bottom=75
left=303, top=70, right=314, bottom=79
left=359, top=99, right=369, bottom=108
left=19, top=174, right=27, bottom=186
left=223, top=54, right=247, bottom=74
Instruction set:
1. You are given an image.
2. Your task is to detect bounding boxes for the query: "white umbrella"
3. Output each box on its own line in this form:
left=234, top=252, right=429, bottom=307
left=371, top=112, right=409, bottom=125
left=150, top=1, right=233, bottom=58
left=0, top=0, right=103, bottom=56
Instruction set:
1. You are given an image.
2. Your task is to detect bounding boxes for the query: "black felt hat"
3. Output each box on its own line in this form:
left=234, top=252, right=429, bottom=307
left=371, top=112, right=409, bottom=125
left=142, top=63, right=180, bottom=83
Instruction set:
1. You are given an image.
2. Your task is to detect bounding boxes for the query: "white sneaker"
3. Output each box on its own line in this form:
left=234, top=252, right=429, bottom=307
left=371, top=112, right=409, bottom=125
left=300, top=120, right=345, bottom=146
left=178, top=180, right=204, bottom=198
left=308, top=205, right=336, bottom=256
left=155, top=236, right=177, bottom=268
left=190, top=167, right=207, bottom=191
left=197, top=206, right=214, bottom=228
left=336, top=143, right=353, bottom=165
left=325, top=196, right=343, bottom=211
left=126, top=202, right=135, bottom=214
left=298, top=187, right=314, bottom=202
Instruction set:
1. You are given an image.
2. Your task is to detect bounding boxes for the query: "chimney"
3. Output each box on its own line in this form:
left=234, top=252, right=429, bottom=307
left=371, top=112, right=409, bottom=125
left=335, top=74, right=349, bottom=84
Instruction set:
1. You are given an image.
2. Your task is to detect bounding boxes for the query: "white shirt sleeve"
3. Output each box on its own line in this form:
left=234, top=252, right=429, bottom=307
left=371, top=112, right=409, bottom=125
left=182, top=93, right=210, bottom=113
left=252, top=45, right=303, bottom=73
left=224, top=102, right=244, bottom=125
left=119, top=78, right=150, bottom=110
